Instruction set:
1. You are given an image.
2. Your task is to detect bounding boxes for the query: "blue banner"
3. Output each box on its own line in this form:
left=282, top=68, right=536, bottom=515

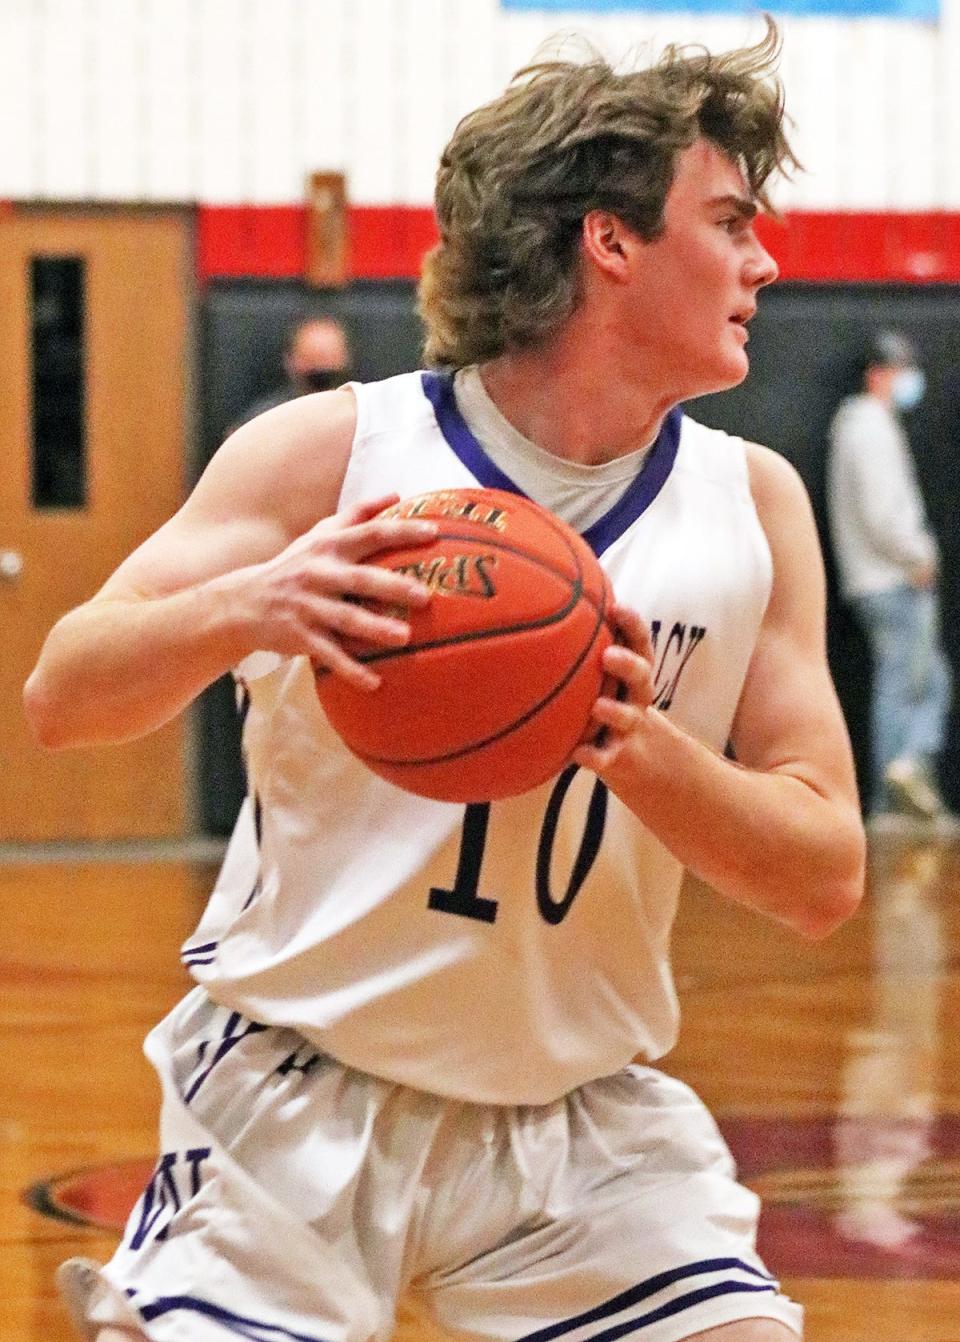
left=503, top=0, right=937, bottom=17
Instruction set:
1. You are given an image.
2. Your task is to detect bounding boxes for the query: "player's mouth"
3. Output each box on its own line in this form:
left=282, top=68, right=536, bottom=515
left=729, top=307, right=755, bottom=340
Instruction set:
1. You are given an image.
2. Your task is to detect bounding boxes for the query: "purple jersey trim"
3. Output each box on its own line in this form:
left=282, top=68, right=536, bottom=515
left=420, top=370, right=682, bottom=557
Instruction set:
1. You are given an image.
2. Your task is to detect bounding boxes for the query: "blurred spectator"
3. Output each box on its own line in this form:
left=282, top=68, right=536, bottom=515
left=231, top=316, right=352, bottom=432
left=827, top=329, right=952, bottom=820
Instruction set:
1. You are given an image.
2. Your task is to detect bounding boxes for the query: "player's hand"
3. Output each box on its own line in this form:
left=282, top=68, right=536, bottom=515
left=230, top=494, right=436, bottom=689
left=572, top=604, right=655, bottom=774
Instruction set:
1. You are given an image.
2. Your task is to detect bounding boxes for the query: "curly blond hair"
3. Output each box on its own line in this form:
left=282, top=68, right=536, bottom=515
left=419, top=18, right=797, bottom=367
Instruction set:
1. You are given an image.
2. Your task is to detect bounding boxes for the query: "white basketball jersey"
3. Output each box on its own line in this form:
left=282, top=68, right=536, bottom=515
left=183, top=371, right=772, bottom=1105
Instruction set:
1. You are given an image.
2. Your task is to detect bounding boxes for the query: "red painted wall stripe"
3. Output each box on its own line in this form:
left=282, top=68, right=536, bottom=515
left=197, top=204, right=960, bottom=284
left=196, top=204, right=440, bottom=282
left=197, top=205, right=308, bottom=279
left=756, top=211, right=960, bottom=281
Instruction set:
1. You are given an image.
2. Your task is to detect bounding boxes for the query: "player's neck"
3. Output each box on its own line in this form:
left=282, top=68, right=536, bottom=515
left=478, top=321, right=677, bottom=465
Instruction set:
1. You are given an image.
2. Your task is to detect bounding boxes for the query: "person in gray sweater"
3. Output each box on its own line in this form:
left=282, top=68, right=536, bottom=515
left=827, top=329, right=952, bottom=819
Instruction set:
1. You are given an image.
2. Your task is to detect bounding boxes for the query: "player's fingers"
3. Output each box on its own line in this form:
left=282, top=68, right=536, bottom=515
left=601, top=644, right=654, bottom=707
left=571, top=737, right=622, bottom=774
left=335, top=517, right=439, bottom=561
left=574, top=697, right=641, bottom=766
left=329, top=560, right=433, bottom=608
left=589, top=696, right=645, bottom=735
left=609, top=603, right=654, bottom=662
left=309, top=636, right=381, bottom=692
left=309, top=595, right=411, bottom=647
left=307, top=496, right=400, bottom=544
left=340, top=494, right=400, bottom=525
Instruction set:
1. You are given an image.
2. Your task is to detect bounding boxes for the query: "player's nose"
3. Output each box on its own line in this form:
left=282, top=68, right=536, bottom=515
left=746, top=234, right=779, bottom=290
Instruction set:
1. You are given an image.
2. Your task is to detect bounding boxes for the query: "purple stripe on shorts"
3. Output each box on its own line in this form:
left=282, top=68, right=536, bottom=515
left=517, top=1257, right=777, bottom=1342
left=137, top=1294, right=330, bottom=1342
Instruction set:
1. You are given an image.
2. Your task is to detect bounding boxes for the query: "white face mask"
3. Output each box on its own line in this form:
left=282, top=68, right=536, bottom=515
left=892, top=366, right=926, bottom=411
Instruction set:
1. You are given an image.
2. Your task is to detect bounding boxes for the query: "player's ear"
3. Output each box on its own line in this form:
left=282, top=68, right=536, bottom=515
left=581, top=211, right=633, bottom=279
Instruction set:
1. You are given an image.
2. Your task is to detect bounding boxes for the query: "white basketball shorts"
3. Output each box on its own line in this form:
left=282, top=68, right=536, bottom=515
left=76, top=988, right=802, bottom=1342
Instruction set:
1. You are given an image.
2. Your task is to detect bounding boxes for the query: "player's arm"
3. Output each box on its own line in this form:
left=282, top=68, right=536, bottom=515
left=575, top=445, right=866, bottom=940
left=24, top=390, right=436, bottom=749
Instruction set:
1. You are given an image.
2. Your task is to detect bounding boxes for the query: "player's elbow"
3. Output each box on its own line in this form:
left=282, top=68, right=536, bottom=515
left=23, top=670, right=72, bottom=750
left=794, top=812, right=867, bottom=941
left=795, top=880, right=862, bottom=941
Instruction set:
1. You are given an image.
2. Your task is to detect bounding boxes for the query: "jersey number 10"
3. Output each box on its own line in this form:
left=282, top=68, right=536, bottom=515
left=428, top=765, right=608, bottom=926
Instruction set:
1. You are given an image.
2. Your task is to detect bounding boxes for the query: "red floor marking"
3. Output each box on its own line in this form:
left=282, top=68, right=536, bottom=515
left=24, top=1157, right=153, bottom=1232
left=723, top=1116, right=960, bottom=1277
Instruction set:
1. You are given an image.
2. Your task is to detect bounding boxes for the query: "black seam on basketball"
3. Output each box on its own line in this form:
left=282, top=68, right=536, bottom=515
left=355, top=574, right=584, bottom=667
left=384, top=494, right=601, bottom=612
left=357, top=574, right=611, bottom=769
left=314, top=530, right=592, bottom=678
left=499, top=494, right=610, bottom=618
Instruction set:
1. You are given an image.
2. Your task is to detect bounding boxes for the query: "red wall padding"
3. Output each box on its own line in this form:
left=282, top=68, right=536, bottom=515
left=196, top=204, right=960, bottom=284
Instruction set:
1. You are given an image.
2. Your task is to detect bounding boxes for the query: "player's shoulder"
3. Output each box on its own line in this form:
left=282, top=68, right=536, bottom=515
left=676, top=416, right=804, bottom=505
left=742, top=440, right=815, bottom=531
left=224, top=369, right=428, bottom=460
left=200, top=387, right=360, bottom=536
left=229, top=386, right=296, bottom=433
left=225, top=385, right=357, bottom=473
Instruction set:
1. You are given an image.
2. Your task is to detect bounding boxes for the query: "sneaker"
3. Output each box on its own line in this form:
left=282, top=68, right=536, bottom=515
left=884, top=758, right=946, bottom=820
left=55, top=1258, right=102, bottom=1341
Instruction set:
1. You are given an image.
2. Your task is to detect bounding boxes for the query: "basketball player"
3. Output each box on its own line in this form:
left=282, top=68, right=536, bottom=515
left=26, top=21, right=865, bottom=1342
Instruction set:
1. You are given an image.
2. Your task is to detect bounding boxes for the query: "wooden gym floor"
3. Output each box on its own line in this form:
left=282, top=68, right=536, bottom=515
left=2, top=820, right=960, bottom=1342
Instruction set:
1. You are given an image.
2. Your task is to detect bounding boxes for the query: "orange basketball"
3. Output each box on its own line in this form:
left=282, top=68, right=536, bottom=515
left=314, top=487, right=615, bottom=802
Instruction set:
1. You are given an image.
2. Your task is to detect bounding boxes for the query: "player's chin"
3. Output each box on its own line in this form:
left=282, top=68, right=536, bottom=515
left=683, top=347, right=748, bottom=399
left=715, top=345, right=750, bottom=387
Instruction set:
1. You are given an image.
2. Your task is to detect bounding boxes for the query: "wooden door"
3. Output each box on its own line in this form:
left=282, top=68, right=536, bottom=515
left=0, top=209, right=192, bottom=841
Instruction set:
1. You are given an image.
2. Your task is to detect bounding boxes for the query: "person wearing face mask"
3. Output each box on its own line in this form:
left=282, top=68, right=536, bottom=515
left=827, top=329, right=952, bottom=820
left=230, top=315, right=352, bottom=431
